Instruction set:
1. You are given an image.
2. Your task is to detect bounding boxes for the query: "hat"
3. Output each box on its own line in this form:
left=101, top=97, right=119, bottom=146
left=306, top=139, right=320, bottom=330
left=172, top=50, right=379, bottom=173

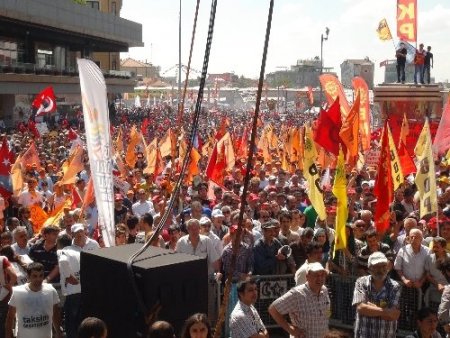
left=306, top=262, right=326, bottom=274
left=71, top=223, right=85, bottom=234
left=199, top=216, right=211, bottom=226
left=261, top=220, right=277, bottom=229
left=248, top=193, right=259, bottom=202
left=268, top=175, right=276, bottom=181
left=361, top=181, right=370, bottom=186
left=211, top=209, right=224, bottom=218
left=114, top=193, right=123, bottom=201
left=368, top=252, right=388, bottom=267
left=127, top=190, right=134, bottom=195
left=229, top=224, right=239, bottom=234
left=438, top=177, right=450, bottom=185
left=152, top=195, right=162, bottom=203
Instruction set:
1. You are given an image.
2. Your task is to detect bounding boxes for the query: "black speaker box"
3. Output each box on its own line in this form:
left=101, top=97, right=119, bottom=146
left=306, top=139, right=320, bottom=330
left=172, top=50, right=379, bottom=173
left=80, top=244, right=208, bottom=338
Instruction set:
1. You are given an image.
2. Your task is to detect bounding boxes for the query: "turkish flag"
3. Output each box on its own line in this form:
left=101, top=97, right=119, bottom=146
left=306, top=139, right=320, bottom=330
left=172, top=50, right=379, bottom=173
left=32, top=87, right=57, bottom=116
left=0, top=138, right=14, bottom=176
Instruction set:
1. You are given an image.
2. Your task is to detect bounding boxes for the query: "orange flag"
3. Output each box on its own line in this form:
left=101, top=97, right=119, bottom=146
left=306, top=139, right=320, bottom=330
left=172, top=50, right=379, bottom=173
left=319, top=74, right=351, bottom=119
left=215, top=117, right=230, bottom=140
left=81, top=177, right=95, bottom=210
left=60, top=146, right=85, bottom=184
left=115, top=128, right=124, bottom=154
left=125, top=126, right=140, bottom=168
left=339, top=92, right=360, bottom=166
left=44, top=198, right=72, bottom=227
left=187, top=148, right=202, bottom=183
left=159, top=129, right=176, bottom=159
left=20, top=141, right=42, bottom=170
left=29, top=205, right=48, bottom=234
left=144, top=138, right=163, bottom=176
left=352, top=77, right=371, bottom=151
left=11, top=154, right=24, bottom=197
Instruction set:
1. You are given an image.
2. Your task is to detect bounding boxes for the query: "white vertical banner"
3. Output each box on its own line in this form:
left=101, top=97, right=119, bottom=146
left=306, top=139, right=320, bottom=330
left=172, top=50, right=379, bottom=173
left=77, top=59, right=115, bottom=247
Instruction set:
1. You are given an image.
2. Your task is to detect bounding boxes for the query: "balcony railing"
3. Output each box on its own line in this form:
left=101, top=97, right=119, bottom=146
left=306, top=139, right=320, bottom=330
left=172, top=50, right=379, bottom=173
left=0, top=62, right=131, bottom=79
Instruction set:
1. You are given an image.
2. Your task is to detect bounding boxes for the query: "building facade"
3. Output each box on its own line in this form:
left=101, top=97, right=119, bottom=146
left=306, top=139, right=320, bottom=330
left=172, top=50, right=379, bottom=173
left=340, top=58, right=375, bottom=89
left=0, top=0, right=142, bottom=125
left=121, top=58, right=161, bottom=80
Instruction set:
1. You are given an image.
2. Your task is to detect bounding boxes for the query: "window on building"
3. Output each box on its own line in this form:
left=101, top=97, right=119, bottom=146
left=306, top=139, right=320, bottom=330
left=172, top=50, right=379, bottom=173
left=112, top=1, right=117, bottom=15
left=112, top=60, right=117, bottom=70
left=0, top=38, right=25, bottom=64
left=86, top=1, right=100, bottom=10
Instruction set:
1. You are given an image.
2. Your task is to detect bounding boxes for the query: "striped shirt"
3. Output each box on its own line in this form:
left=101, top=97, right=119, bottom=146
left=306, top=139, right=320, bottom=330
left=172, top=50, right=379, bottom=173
left=352, top=275, right=401, bottom=338
left=230, top=300, right=265, bottom=338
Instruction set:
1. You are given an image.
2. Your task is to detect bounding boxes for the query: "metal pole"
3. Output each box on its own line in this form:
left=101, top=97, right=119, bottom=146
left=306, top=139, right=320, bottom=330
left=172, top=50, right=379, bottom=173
left=319, top=33, right=323, bottom=107
left=178, top=0, right=182, bottom=110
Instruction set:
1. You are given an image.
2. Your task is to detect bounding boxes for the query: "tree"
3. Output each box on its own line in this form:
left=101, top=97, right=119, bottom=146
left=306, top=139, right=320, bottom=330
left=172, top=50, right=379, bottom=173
left=72, top=0, right=86, bottom=4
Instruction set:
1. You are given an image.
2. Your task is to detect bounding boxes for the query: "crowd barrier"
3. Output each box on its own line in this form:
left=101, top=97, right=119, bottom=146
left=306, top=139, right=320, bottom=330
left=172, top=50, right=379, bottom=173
left=212, top=273, right=444, bottom=337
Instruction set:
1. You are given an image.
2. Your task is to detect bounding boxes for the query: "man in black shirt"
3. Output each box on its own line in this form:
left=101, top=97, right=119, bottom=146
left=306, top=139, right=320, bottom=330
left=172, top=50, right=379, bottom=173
left=424, top=45, right=434, bottom=84
left=396, top=42, right=407, bottom=84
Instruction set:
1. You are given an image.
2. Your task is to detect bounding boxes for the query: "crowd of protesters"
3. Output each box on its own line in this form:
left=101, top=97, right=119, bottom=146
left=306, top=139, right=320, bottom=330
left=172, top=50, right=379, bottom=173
left=0, top=102, right=449, bottom=338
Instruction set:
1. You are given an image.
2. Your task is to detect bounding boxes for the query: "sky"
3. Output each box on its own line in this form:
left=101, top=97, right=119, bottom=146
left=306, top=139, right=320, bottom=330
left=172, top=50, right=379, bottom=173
left=120, top=0, right=450, bottom=85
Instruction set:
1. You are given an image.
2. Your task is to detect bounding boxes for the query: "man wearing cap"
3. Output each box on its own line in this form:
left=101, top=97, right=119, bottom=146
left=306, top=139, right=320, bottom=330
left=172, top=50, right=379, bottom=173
left=211, top=209, right=228, bottom=240
left=253, top=220, right=284, bottom=275
left=269, top=262, right=329, bottom=338
left=199, top=216, right=222, bottom=258
left=71, top=223, right=100, bottom=251
left=353, top=252, right=401, bottom=338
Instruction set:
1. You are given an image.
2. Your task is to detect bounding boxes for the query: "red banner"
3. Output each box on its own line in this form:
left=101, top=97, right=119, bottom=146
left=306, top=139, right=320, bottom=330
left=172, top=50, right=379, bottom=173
left=397, top=0, right=417, bottom=42
left=319, top=74, right=351, bottom=120
left=352, top=77, right=371, bottom=151
left=389, top=116, right=438, bottom=155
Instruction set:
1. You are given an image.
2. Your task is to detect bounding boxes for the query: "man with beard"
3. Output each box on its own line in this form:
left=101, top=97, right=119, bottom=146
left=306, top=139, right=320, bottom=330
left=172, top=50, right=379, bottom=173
left=352, top=252, right=402, bottom=338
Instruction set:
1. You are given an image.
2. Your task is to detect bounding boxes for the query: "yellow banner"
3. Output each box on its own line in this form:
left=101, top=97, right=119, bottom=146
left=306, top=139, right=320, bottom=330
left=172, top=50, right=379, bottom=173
left=387, top=125, right=404, bottom=191
left=303, top=126, right=326, bottom=221
left=332, top=148, right=348, bottom=256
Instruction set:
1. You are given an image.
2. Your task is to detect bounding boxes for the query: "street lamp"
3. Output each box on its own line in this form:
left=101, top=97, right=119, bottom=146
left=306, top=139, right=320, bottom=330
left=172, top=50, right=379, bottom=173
left=319, top=27, right=330, bottom=106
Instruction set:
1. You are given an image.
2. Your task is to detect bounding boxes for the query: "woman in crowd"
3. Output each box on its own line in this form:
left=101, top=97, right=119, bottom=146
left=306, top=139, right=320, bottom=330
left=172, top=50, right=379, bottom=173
left=181, top=313, right=212, bottom=338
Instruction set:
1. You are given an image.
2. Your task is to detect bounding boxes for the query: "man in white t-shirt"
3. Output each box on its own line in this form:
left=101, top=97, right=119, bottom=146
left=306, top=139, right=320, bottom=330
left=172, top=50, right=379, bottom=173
left=6, top=262, right=62, bottom=338
left=57, top=234, right=81, bottom=338
left=132, top=189, right=156, bottom=218
left=17, top=178, right=43, bottom=208
left=71, top=223, right=100, bottom=251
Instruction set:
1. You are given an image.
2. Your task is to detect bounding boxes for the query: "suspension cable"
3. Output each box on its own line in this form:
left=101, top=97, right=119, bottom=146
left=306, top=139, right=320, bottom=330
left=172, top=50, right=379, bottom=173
left=126, top=0, right=219, bottom=326
left=213, top=1, right=274, bottom=337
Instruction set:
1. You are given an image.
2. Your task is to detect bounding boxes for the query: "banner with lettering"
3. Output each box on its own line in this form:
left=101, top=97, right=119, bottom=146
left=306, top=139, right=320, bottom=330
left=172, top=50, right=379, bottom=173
left=397, top=0, right=417, bottom=42
left=78, top=59, right=115, bottom=247
left=352, top=77, right=371, bottom=151
left=319, top=74, right=351, bottom=120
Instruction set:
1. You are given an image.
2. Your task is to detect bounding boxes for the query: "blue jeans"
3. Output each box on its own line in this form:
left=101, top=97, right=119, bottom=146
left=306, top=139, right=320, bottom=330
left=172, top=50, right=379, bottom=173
left=64, top=293, right=82, bottom=338
left=415, top=64, right=424, bottom=83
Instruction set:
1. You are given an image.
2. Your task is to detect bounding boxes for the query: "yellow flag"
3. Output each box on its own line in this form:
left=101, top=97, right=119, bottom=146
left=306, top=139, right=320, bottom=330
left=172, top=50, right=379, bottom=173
left=414, top=119, right=438, bottom=218
left=377, top=18, right=392, bottom=41
left=29, top=205, right=48, bottom=234
left=387, top=125, right=404, bottom=191
left=303, top=126, right=326, bottom=221
left=332, top=148, right=348, bottom=257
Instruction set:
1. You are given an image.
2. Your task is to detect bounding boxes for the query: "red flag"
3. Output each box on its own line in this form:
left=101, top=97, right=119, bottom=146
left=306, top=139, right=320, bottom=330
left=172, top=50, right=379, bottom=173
left=141, top=117, right=150, bottom=136
left=27, top=119, right=40, bottom=139
left=206, top=144, right=226, bottom=186
left=0, top=138, right=14, bottom=176
left=215, top=117, right=230, bottom=140
left=32, top=86, right=56, bottom=116
left=67, top=128, right=79, bottom=141
left=433, top=95, right=450, bottom=155
left=398, top=140, right=416, bottom=176
left=313, top=97, right=342, bottom=156
left=374, top=123, right=394, bottom=234
left=71, top=185, right=82, bottom=209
